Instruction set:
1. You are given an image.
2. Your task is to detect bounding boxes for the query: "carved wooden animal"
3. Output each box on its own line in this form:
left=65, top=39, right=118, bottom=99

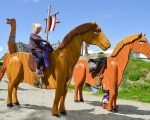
left=6, top=18, right=16, bottom=54
left=73, top=33, right=150, bottom=112
left=0, top=21, right=110, bottom=117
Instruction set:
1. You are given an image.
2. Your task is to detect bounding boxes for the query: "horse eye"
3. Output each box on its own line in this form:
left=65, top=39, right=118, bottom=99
left=94, top=31, right=98, bottom=34
left=140, top=41, right=144, bottom=44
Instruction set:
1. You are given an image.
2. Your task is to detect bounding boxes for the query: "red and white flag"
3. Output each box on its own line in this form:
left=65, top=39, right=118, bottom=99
left=45, top=14, right=56, bottom=32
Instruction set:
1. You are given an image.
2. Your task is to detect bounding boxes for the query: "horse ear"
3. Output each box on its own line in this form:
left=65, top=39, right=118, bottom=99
left=92, top=21, right=97, bottom=24
left=138, top=33, right=142, bottom=38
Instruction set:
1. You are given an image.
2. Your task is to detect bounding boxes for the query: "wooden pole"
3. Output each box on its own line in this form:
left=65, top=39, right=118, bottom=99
left=46, top=4, right=51, bottom=41
left=43, top=12, right=59, bottom=20
left=80, top=42, right=83, bottom=56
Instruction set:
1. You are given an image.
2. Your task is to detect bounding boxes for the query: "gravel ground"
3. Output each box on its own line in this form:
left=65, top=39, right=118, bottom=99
left=0, top=74, right=150, bottom=120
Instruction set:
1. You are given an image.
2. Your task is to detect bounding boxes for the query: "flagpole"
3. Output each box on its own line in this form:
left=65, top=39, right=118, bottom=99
left=46, top=4, right=51, bottom=41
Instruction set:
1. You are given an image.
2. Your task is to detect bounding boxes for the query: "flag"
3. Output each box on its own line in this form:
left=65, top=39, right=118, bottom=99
left=45, top=14, right=56, bottom=32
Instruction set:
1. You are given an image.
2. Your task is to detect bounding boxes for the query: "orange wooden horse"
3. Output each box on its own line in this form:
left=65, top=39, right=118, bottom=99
left=73, top=33, right=150, bottom=112
left=0, top=21, right=110, bottom=117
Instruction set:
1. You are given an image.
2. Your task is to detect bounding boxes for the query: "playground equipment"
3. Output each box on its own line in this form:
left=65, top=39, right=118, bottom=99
left=6, top=18, right=16, bottom=54
left=0, top=19, right=110, bottom=117
left=73, top=33, right=150, bottom=112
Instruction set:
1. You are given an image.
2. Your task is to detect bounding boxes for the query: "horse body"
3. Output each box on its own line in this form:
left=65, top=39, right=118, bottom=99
left=0, top=21, right=110, bottom=116
left=73, top=33, right=150, bottom=112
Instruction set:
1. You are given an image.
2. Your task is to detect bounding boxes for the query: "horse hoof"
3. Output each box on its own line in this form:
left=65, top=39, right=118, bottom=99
left=108, top=110, right=114, bottom=112
left=60, top=111, right=67, bottom=115
left=108, top=109, right=118, bottom=113
left=7, top=103, right=13, bottom=107
left=116, top=105, right=119, bottom=108
left=14, top=102, right=20, bottom=106
left=113, top=108, right=118, bottom=112
left=52, top=114, right=60, bottom=117
left=79, top=99, right=84, bottom=102
left=74, top=100, right=79, bottom=103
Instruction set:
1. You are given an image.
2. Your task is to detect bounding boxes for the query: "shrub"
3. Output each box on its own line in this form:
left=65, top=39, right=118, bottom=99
left=97, top=52, right=104, bottom=58
left=0, top=62, right=3, bottom=66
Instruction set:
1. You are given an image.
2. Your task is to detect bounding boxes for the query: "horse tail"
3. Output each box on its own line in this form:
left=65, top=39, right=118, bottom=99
left=0, top=53, right=9, bottom=81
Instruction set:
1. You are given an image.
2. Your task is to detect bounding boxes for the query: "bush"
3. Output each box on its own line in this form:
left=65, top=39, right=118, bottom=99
left=97, top=52, right=104, bottom=58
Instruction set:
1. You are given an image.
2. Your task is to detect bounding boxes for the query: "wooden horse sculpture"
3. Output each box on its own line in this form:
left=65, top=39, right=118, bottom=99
left=0, top=21, right=110, bottom=117
left=73, top=33, right=150, bottom=112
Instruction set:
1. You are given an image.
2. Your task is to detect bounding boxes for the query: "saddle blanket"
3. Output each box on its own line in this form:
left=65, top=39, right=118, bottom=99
left=88, top=57, right=107, bottom=73
left=33, top=43, right=54, bottom=68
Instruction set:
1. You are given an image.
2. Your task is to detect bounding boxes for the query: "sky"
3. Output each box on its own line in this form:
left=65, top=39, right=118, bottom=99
left=0, top=0, right=150, bottom=58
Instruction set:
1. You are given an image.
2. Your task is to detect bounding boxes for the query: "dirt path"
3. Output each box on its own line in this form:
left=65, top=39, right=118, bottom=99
left=0, top=75, right=150, bottom=120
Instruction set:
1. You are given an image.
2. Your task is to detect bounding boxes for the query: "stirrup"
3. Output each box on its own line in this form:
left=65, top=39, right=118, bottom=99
left=39, top=78, right=42, bottom=88
left=38, top=73, right=44, bottom=78
left=37, top=71, right=44, bottom=78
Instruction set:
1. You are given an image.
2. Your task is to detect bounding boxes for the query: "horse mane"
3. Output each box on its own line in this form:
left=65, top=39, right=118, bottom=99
left=58, top=21, right=100, bottom=49
left=111, top=33, right=143, bottom=57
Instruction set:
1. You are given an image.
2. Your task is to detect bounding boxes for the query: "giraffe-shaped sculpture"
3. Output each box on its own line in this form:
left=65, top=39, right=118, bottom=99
left=6, top=18, right=16, bottom=54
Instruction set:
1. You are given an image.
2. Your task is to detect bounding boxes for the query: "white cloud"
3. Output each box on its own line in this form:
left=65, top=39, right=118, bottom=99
left=88, top=49, right=97, bottom=54
left=0, top=47, right=3, bottom=52
left=88, top=49, right=113, bottom=54
left=23, top=0, right=29, bottom=2
left=139, top=54, right=147, bottom=58
left=32, top=0, right=39, bottom=2
left=100, top=14, right=111, bottom=18
left=21, top=0, right=39, bottom=2
left=103, top=49, right=113, bottom=54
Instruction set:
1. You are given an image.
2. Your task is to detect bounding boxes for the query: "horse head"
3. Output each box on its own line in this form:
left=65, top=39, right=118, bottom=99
left=130, top=33, right=150, bottom=58
left=83, top=21, right=111, bottom=50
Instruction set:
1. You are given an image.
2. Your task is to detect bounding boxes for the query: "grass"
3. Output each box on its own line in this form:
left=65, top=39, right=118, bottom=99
left=118, top=82, right=150, bottom=102
left=0, top=59, right=3, bottom=66
left=68, top=84, right=92, bottom=92
left=124, top=58, right=150, bottom=81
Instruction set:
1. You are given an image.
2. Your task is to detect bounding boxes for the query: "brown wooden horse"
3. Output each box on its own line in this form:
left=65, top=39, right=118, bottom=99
left=73, top=33, right=150, bottom=112
left=0, top=21, right=110, bottom=117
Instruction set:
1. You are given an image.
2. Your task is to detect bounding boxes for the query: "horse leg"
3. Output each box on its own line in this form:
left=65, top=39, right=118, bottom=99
left=112, top=88, right=118, bottom=112
left=73, top=63, right=85, bottom=102
left=6, top=56, right=22, bottom=107
left=6, top=82, right=15, bottom=107
left=59, top=84, right=67, bottom=115
left=78, top=80, right=85, bottom=102
left=74, top=83, right=79, bottom=102
left=52, top=53, right=68, bottom=117
left=107, top=61, right=118, bottom=112
left=12, top=81, right=21, bottom=106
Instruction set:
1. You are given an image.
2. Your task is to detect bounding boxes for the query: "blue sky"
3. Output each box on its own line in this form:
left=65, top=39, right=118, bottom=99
left=0, top=0, right=150, bottom=58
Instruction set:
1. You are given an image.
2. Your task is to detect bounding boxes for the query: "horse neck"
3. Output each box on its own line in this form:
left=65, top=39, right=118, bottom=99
left=111, top=44, right=131, bottom=73
left=61, top=34, right=83, bottom=72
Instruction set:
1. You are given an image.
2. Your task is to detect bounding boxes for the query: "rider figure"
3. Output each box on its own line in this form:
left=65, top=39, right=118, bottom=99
left=29, top=23, right=50, bottom=77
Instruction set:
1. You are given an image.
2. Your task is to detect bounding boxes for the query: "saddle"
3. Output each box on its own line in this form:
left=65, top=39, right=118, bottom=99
left=28, top=52, right=44, bottom=72
left=88, top=57, right=107, bottom=89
